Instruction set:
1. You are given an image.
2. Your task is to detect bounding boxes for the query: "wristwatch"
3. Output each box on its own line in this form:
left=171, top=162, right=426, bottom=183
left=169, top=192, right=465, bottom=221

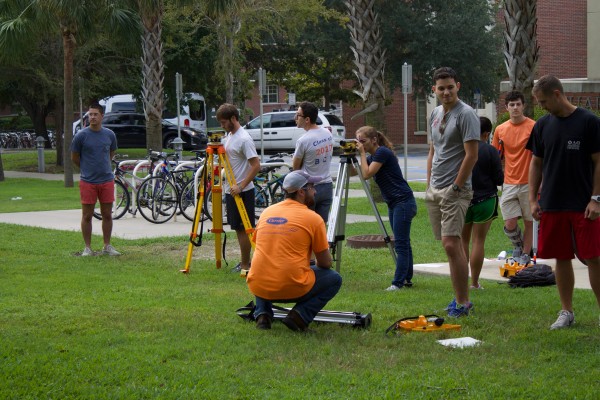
left=592, top=195, right=600, bottom=203
left=452, top=184, right=460, bottom=192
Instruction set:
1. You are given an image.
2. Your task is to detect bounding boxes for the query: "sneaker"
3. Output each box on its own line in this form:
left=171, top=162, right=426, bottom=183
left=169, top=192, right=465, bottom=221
left=385, top=284, right=402, bottom=291
left=444, top=298, right=457, bottom=311
left=470, top=284, right=484, bottom=290
left=404, top=281, right=413, bottom=288
left=101, top=245, right=121, bottom=256
left=255, top=314, right=272, bottom=330
left=231, top=262, right=251, bottom=273
left=447, top=301, right=473, bottom=318
left=550, top=310, right=574, bottom=330
left=81, top=247, right=94, bottom=257
left=516, top=254, right=531, bottom=265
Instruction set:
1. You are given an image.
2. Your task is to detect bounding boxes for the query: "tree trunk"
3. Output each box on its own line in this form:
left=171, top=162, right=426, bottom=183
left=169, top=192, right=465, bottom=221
left=0, top=151, right=4, bottom=181
left=503, top=0, right=539, bottom=117
left=61, top=26, right=75, bottom=187
left=140, top=2, right=165, bottom=151
left=346, top=0, right=387, bottom=202
left=54, top=100, right=64, bottom=168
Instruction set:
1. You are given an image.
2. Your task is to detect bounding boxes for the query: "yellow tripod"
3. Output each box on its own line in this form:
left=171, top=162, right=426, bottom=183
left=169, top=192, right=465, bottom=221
left=181, top=133, right=255, bottom=273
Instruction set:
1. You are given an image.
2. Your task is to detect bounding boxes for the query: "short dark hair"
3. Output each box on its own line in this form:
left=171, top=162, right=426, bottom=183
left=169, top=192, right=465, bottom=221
left=433, top=67, right=458, bottom=82
left=533, top=75, right=564, bottom=96
left=505, top=90, right=525, bottom=105
left=216, top=103, right=240, bottom=121
left=479, top=116, right=492, bottom=135
left=89, top=103, right=104, bottom=114
left=298, top=101, right=318, bottom=124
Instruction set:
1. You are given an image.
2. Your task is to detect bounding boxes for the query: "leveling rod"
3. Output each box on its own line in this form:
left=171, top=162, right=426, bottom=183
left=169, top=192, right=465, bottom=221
left=236, top=301, right=372, bottom=329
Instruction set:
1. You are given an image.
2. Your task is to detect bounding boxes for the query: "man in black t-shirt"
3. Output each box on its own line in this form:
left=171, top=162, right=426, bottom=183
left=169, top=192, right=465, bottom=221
left=528, top=75, right=600, bottom=330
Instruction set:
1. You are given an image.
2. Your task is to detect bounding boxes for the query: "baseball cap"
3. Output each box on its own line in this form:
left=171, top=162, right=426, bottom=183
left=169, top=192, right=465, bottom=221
left=282, top=171, right=321, bottom=193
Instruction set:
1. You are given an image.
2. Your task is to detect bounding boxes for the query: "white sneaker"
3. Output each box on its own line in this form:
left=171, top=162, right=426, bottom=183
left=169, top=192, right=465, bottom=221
left=550, top=310, right=574, bottom=330
left=102, top=245, right=121, bottom=256
left=81, top=247, right=94, bottom=257
left=385, top=284, right=402, bottom=291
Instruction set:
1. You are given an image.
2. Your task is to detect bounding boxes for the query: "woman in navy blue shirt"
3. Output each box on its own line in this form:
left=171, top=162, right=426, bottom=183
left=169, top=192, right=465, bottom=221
left=356, top=126, right=417, bottom=290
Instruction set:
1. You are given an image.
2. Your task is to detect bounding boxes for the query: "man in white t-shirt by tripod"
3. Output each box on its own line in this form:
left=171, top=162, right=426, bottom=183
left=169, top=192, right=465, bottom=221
left=292, top=101, right=334, bottom=223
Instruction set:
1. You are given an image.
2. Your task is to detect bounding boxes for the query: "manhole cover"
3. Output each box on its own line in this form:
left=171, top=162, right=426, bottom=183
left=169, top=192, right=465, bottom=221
left=347, top=234, right=395, bottom=249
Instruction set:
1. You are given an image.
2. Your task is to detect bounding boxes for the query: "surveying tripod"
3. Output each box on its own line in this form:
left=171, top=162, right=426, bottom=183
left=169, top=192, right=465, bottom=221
left=326, top=148, right=397, bottom=272
left=181, top=132, right=255, bottom=273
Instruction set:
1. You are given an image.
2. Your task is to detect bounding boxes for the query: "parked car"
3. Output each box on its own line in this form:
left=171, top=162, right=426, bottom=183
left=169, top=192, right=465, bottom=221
left=73, top=92, right=207, bottom=134
left=244, top=111, right=346, bottom=151
left=97, top=112, right=207, bottom=150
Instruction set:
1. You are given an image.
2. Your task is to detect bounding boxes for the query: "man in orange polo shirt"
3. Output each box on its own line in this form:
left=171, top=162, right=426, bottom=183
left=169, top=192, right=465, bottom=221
left=246, top=171, right=342, bottom=331
left=492, top=91, right=535, bottom=264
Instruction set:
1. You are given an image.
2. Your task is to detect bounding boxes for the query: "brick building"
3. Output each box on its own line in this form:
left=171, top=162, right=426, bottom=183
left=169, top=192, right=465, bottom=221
left=246, top=0, right=600, bottom=147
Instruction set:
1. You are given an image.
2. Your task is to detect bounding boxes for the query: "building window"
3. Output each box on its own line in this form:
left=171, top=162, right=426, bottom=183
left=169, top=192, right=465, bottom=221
left=416, top=95, right=427, bottom=132
left=262, top=85, right=279, bottom=104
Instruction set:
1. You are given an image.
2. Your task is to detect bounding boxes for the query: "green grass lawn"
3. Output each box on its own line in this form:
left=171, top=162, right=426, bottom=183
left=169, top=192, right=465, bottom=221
left=1, top=158, right=600, bottom=398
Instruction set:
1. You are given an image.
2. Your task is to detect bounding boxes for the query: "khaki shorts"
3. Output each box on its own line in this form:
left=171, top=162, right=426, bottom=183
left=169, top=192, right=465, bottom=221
left=425, top=185, right=473, bottom=240
left=500, top=184, right=532, bottom=221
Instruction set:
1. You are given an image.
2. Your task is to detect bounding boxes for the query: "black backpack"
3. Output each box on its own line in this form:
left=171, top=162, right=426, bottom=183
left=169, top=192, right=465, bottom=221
left=508, top=263, right=556, bottom=288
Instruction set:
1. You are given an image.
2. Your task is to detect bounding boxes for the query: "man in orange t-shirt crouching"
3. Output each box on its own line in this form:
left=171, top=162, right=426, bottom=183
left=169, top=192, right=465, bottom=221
left=246, top=171, right=342, bottom=331
left=492, top=90, right=535, bottom=264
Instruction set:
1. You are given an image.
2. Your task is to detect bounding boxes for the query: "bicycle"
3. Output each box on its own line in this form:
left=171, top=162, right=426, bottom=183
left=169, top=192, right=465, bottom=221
left=92, top=152, right=159, bottom=220
left=253, top=153, right=293, bottom=217
left=136, top=151, right=204, bottom=223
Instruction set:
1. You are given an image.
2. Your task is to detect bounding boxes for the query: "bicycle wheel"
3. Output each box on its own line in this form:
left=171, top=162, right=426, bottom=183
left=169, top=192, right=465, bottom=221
left=136, top=176, right=178, bottom=223
left=270, top=180, right=286, bottom=204
left=254, top=185, right=269, bottom=220
left=93, top=179, right=130, bottom=220
left=179, top=179, right=212, bottom=222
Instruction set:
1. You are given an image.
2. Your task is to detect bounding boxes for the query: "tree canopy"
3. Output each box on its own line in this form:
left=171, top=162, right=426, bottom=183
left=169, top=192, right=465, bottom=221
left=378, top=0, right=504, bottom=104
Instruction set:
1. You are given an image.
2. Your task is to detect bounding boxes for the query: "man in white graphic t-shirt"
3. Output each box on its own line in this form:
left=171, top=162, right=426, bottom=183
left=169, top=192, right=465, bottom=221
left=292, top=101, right=333, bottom=223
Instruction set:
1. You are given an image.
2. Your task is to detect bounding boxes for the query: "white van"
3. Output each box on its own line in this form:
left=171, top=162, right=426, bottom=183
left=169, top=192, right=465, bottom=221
left=73, top=93, right=207, bottom=133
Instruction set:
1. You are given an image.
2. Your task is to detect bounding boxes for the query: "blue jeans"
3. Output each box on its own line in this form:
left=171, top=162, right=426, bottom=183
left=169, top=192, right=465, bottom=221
left=254, top=265, right=342, bottom=325
left=389, top=197, right=417, bottom=287
left=312, top=182, right=333, bottom=223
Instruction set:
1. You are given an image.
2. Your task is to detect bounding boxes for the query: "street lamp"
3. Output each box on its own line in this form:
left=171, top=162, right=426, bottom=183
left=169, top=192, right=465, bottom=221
left=36, top=136, right=46, bottom=173
left=171, top=137, right=185, bottom=161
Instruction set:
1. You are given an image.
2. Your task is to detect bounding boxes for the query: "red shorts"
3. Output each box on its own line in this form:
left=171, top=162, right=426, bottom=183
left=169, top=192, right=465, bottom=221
left=79, top=180, right=115, bottom=205
left=538, top=211, right=600, bottom=260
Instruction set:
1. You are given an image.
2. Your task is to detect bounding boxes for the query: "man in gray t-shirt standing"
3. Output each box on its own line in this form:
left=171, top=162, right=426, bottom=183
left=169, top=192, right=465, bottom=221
left=71, top=103, right=120, bottom=256
left=425, top=67, right=479, bottom=318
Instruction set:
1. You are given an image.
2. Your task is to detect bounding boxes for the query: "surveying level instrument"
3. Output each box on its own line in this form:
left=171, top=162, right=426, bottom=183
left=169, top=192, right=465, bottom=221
left=236, top=301, right=372, bottom=329
left=326, top=140, right=397, bottom=272
left=181, top=132, right=255, bottom=273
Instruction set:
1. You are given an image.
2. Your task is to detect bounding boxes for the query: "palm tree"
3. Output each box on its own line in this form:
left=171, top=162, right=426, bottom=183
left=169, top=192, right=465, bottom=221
left=0, top=0, right=138, bottom=187
left=136, top=0, right=166, bottom=151
left=345, top=0, right=387, bottom=129
left=134, top=0, right=237, bottom=149
left=503, top=0, right=539, bottom=117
